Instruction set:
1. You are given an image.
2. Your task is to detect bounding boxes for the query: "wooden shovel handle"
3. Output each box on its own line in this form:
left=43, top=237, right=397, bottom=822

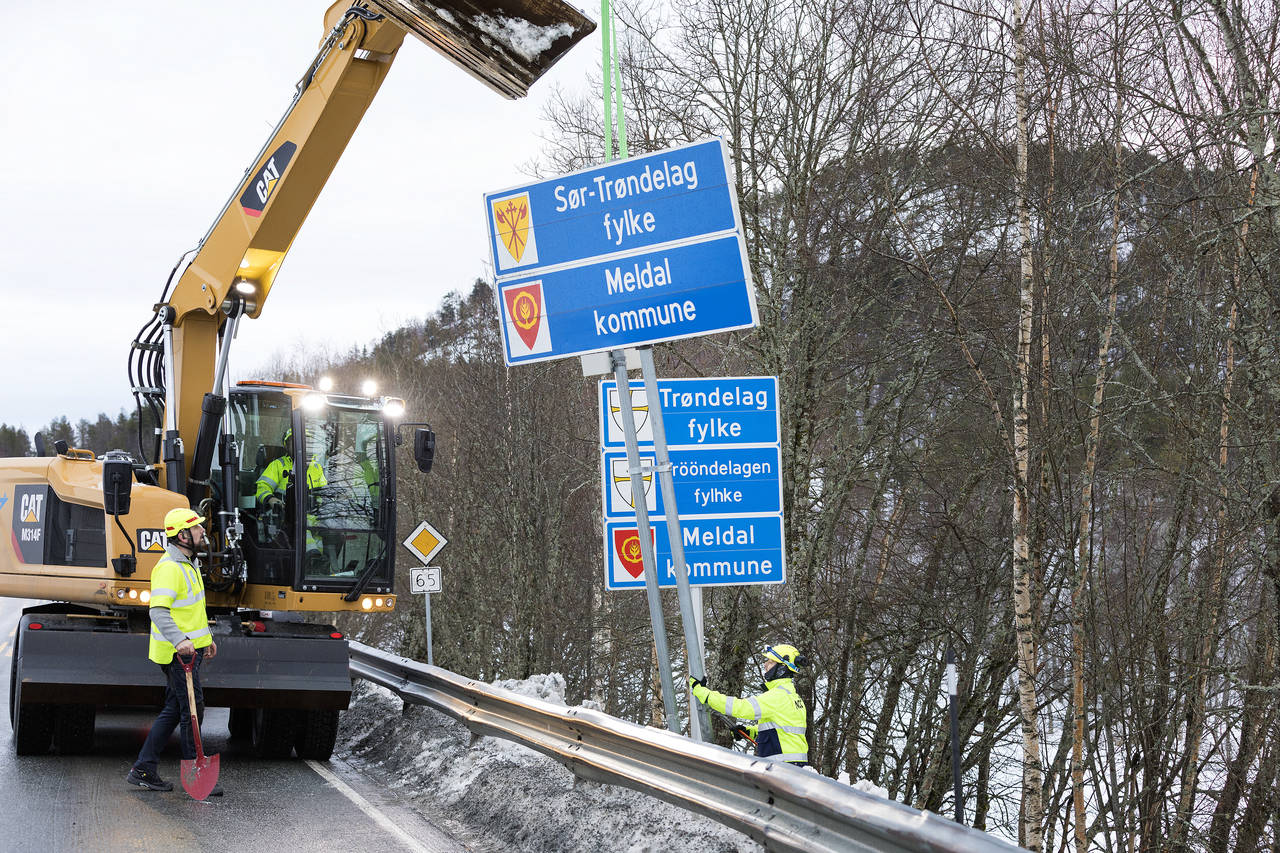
left=183, top=664, right=198, bottom=721
left=180, top=653, right=205, bottom=759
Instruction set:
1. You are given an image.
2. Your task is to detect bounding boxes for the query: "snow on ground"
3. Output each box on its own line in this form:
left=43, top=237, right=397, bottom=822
left=337, top=676, right=766, bottom=852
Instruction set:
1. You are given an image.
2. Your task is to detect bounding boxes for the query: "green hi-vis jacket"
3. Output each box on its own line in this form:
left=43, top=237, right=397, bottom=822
left=692, top=676, right=808, bottom=763
left=147, top=545, right=212, bottom=664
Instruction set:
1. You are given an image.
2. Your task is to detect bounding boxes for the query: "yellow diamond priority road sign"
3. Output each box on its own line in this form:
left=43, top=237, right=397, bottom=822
left=404, top=519, right=448, bottom=565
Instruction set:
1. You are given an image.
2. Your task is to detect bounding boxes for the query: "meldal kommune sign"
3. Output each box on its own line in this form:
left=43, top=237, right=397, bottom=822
left=483, top=138, right=757, bottom=365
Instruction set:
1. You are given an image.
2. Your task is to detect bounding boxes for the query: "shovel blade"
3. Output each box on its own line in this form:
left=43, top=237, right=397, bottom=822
left=373, top=0, right=595, bottom=99
left=180, top=753, right=221, bottom=801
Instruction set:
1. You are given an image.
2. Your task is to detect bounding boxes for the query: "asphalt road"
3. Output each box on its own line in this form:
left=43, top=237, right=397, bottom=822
left=1, top=597, right=481, bottom=852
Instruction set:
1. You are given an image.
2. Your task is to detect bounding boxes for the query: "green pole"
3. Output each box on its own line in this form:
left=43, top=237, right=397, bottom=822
left=601, top=0, right=613, bottom=160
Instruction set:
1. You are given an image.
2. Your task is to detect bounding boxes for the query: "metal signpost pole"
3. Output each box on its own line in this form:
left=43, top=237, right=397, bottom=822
left=691, top=587, right=705, bottom=657
left=612, top=350, right=679, bottom=731
left=405, top=527, right=447, bottom=667
left=425, top=589, right=434, bottom=667
left=637, top=346, right=709, bottom=742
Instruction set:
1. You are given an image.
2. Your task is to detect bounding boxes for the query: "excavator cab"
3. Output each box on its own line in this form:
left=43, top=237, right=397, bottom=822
left=219, top=384, right=398, bottom=600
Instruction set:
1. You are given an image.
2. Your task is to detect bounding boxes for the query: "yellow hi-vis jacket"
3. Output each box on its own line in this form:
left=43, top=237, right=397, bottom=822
left=148, top=545, right=212, bottom=664
left=692, top=676, right=809, bottom=763
left=255, top=455, right=327, bottom=502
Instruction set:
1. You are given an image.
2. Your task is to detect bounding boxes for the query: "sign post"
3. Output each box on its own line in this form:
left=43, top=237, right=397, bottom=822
left=611, top=351, right=679, bottom=732
left=404, top=522, right=448, bottom=667
left=408, top=566, right=442, bottom=665
left=636, top=346, right=709, bottom=741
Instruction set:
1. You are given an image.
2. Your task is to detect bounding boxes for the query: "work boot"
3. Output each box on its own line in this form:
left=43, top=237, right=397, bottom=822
left=126, top=767, right=174, bottom=791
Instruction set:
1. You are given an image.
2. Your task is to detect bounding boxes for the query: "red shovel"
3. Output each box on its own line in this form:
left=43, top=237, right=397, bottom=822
left=178, top=654, right=220, bottom=800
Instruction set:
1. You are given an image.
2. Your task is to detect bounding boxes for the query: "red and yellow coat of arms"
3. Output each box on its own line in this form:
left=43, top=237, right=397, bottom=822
left=502, top=281, right=547, bottom=352
left=613, top=527, right=652, bottom=579
left=492, top=193, right=537, bottom=267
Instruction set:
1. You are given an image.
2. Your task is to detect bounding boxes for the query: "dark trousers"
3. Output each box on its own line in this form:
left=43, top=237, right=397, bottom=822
left=133, top=649, right=204, bottom=774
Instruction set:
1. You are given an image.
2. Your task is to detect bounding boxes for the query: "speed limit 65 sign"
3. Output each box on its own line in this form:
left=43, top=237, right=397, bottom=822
left=410, top=566, right=442, bottom=594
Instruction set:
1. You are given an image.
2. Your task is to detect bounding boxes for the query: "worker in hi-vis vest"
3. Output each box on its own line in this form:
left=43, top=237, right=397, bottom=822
left=125, top=508, right=222, bottom=797
left=255, top=428, right=328, bottom=507
left=256, top=428, right=327, bottom=553
left=689, top=643, right=811, bottom=765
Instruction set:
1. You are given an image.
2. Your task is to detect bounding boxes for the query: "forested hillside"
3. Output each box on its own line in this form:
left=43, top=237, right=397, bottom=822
left=0, top=411, right=153, bottom=459
left=6, top=0, right=1279, bottom=849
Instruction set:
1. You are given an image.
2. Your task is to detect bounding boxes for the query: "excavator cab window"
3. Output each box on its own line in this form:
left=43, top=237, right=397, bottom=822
left=297, top=405, right=392, bottom=591
left=219, top=389, right=394, bottom=593
left=220, top=389, right=297, bottom=586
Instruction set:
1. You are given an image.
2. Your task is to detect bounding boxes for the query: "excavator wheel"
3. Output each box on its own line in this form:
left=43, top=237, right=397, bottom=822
left=252, top=708, right=296, bottom=759
left=294, top=709, right=340, bottom=760
left=228, top=708, right=254, bottom=740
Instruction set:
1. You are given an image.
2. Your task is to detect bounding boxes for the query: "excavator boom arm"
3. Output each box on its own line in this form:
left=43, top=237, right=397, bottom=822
left=165, top=0, right=592, bottom=451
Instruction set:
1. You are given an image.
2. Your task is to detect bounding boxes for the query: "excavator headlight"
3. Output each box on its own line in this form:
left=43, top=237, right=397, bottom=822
left=382, top=397, right=406, bottom=419
left=302, top=392, right=327, bottom=413
left=361, top=597, right=373, bottom=611
left=140, top=589, right=151, bottom=605
left=233, top=278, right=257, bottom=296
left=362, top=379, right=378, bottom=397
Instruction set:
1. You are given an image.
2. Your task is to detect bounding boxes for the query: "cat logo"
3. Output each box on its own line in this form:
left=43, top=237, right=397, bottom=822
left=12, top=485, right=48, bottom=563
left=137, top=528, right=168, bottom=552
left=19, top=491, right=44, bottom=524
left=240, top=141, right=297, bottom=217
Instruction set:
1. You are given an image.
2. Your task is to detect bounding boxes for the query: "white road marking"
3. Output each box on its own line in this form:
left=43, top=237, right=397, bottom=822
left=305, top=759, right=437, bottom=853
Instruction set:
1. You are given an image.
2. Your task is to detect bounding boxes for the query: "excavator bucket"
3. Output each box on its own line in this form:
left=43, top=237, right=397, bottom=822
left=373, top=0, right=596, bottom=99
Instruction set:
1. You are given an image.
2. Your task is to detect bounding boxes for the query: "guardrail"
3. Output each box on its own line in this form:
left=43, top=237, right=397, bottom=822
left=348, top=642, right=1024, bottom=853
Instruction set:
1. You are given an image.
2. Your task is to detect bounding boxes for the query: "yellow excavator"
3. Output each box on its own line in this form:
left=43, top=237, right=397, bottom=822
left=3, top=0, right=592, bottom=758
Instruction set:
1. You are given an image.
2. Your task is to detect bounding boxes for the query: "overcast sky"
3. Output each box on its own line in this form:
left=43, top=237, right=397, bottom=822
left=0, top=1, right=598, bottom=434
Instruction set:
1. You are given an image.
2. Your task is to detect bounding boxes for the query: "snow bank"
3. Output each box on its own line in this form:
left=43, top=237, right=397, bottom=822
left=338, top=678, right=763, bottom=852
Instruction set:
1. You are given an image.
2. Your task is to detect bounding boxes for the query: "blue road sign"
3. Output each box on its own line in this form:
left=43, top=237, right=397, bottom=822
left=497, top=234, right=755, bottom=365
left=486, top=138, right=757, bottom=366
left=485, top=139, right=740, bottom=276
left=600, top=376, right=779, bottom=448
left=605, top=516, right=786, bottom=590
left=602, top=446, right=783, bottom=519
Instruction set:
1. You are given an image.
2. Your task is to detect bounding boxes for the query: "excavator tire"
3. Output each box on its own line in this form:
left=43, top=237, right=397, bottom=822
left=294, top=709, right=340, bottom=760
left=53, top=704, right=96, bottom=755
left=228, top=708, right=253, bottom=740
left=252, top=708, right=295, bottom=759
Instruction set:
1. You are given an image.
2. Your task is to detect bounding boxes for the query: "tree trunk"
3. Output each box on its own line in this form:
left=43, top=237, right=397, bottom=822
left=1011, top=0, right=1043, bottom=847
